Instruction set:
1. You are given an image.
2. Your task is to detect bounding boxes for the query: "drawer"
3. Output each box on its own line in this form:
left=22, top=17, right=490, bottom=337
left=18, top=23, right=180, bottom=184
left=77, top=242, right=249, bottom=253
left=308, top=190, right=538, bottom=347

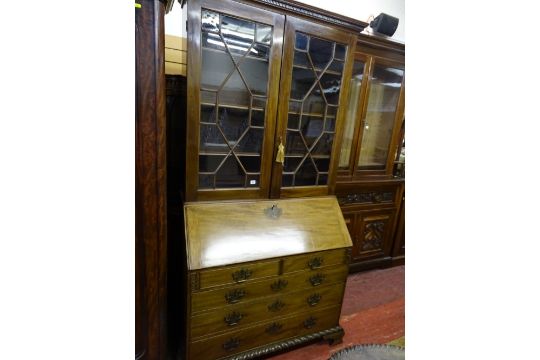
left=191, top=265, right=348, bottom=314
left=191, top=282, right=346, bottom=339
left=189, top=304, right=341, bottom=360
left=197, top=259, right=280, bottom=290
left=282, top=248, right=347, bottom=273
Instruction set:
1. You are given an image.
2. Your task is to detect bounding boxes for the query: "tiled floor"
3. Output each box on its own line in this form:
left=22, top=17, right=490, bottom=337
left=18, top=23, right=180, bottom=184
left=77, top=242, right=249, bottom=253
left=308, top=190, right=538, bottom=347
left=267, top=265, right=405, bottom=360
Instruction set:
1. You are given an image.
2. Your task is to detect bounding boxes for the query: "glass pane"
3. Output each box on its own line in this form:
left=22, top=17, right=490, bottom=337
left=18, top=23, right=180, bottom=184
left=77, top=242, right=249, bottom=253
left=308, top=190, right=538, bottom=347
left=312, top=133, right=334, bottom=156
left=284, top=156, right=302, bottom=172
left=202, top=31, right=226, bottom=51
left=217, top=107, right=249, bottom=143
left=317, top=174, right=328, bottom=185
left=289, top=100, right=302, bottom=114
left=238, top=155, right=261, bottom=172
left=219, top=69, right=250, bottom=107
left=256, top=24, right=272, bottom=44
left=300, top=116, right=324, bottom=148
left=199, top=174, right=214, bottom=189
left=200, top=124, right=228, bottom=153
left=201, top=104, right=216, bottom=124
left=357, top=64, right=404, bottom=170
left=239, top=56, right=268, bottom=96
left=201, top=90, right=217, bottom=104
left=215, top=155, right=245, bottom=188
left=199, top=154, right=226, bottom=172
left=320, top=73, right=342, bottom=105
left=324, top=117, right=335, bottom=132
left=293, top=51, right=310, bottom=68
left=328, top=59, right=344, bottom=74
left=334, top=44, right=346, bottom=60
left=285, top=131, right=306, bottom=156
left=313, top=157, right=330, bottom=172
left=202, top=9, right=220, bottom=32
left=338, top=60, right=365, bottom=169
left=251, top=109, right=265, bottom=127
left=282, top=173, right=294, bottom=187
left=287, top=113, right=300, bottom=130
left=295, top=32, right=308, bottom=50
left=221, top=15, right=254, bottom=56
left=235, top=128, right=264, bottom=153
left=295, top=159, right=317, bottom=186
left=250, top=43, right=270, bottom=60
left=303, top=85, right=326, bottom=115
left=252, top=97, right=266, bottom=109
left=201, top=47, right=234, bottom=90
left=309, top=37, right=333, bottom=70
left=290, top=67, right=317, bottom=100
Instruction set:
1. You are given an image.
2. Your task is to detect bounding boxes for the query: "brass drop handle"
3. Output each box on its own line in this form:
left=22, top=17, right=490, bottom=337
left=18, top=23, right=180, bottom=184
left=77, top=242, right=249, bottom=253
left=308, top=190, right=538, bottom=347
left=309, top=273, right=325, bottom=286
left=307, top=293, right=322, bottom=306
left=303, top=316, right=317, bottom=329
left=223, top=337, right=240, bottom=351
left=308, top=257, right=323, bottom=270
left=232, top=268, right=252, bottom=283
left=275, top=136, right=285, bottom=164
left=224, top=311, right=244, bottom=326
left=265, top=322, right=283, bottom=334
left=270, top=279, right=288, bottom=291
left=225, top=289, right=246, bottom=304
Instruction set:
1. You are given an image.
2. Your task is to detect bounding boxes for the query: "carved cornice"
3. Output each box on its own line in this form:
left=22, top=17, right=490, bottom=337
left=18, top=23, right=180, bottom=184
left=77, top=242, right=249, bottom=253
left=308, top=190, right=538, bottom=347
left=172, top=0, right=368, bottom=33
left=249, top=0, right=368, bottom=33
left=223, top=326, right=345, bottom=360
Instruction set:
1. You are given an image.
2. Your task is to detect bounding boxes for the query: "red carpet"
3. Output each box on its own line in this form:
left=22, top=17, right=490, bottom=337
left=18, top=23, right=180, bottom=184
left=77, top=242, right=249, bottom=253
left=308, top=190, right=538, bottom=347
left=267, top=265, right=405, bottom=360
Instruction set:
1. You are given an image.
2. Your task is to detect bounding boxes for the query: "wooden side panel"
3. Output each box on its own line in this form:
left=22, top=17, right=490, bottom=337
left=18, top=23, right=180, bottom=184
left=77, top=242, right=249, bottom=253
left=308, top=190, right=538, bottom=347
left=135, top=1, right=168, bottom=359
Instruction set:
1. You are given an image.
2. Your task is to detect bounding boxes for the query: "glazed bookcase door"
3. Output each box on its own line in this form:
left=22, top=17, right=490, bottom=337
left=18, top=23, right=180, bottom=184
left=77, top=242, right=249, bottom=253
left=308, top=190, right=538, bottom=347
left=354, top=58, right=404, bottom=178
left=186, top=0, right=285, bottom=201
left=271, top=16, right=356, bottom=198
left=337, top=56, right=369, bottom=179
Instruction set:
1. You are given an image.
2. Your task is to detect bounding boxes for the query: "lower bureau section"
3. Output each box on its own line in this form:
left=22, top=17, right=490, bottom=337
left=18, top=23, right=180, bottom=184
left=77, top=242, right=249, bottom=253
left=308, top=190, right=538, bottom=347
left=189, top=304, right=342, bottom=360
left=191, top=282, right=346, bottom=339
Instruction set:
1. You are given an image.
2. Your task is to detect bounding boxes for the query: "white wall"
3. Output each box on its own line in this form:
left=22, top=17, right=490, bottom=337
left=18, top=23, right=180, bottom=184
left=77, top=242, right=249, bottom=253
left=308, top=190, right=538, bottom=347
left=165, top=0, right=405, bottom=42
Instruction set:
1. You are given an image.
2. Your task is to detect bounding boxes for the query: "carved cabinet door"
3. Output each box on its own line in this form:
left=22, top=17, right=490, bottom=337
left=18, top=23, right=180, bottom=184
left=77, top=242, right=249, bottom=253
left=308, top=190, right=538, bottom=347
left=352, top=209, right=395, bottom=261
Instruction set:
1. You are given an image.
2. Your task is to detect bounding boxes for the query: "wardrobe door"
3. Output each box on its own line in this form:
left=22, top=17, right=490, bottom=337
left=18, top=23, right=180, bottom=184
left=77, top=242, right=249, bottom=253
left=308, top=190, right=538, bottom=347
left=186, top=0, right=285, bottom=201
left=270, top=16, right=356, bottom=198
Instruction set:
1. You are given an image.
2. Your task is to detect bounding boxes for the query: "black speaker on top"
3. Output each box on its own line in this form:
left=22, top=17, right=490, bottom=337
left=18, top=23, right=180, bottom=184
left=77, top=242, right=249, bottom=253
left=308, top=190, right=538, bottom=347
left=370, top=13, right=399, bottom=37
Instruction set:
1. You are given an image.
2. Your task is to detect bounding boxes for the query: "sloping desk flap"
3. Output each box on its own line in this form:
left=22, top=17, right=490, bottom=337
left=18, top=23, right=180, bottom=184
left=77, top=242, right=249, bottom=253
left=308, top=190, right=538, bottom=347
left=184, top=196, right=352, bottom=270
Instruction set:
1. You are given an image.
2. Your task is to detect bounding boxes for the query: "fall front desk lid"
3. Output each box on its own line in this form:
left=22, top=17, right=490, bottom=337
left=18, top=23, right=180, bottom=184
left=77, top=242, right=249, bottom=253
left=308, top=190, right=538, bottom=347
left=184, top=196, right=352, bottom=270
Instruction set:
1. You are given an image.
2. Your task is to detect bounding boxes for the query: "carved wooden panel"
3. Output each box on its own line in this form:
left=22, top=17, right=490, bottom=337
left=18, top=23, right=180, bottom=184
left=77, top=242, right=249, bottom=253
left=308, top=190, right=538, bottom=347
left=351, top=209, right=396, bottom=261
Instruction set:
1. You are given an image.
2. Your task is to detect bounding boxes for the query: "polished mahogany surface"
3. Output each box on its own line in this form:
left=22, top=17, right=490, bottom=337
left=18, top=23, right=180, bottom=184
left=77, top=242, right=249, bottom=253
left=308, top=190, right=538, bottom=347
left=184, top=196, right=352, bottom=270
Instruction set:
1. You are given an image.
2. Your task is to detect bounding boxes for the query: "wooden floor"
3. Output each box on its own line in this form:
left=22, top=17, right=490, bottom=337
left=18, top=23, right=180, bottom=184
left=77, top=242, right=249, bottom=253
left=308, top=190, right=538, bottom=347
left=267, top=265, right=405, bottom=360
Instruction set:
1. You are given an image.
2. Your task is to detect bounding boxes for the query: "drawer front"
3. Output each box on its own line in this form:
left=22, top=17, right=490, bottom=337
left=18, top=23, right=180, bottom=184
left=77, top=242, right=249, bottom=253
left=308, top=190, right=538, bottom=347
left=282, top=248, right=347, bottom=273
left=191, top=265, right=348, bottom=313
left=198, top=260, right=280, bottom=290
left=189, top=305, right=341, bottom=360
left=191, top=282, right=346, bottom=339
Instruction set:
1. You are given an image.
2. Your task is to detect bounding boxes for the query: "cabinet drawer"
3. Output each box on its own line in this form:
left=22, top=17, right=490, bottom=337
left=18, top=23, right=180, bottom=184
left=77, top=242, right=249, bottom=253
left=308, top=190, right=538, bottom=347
left=283, top=248, right=347, bottom=273
left=189, top=305, right=342, bottom=360
left=191, top=265, right=348, bottom=313
left=191, top=282, right=345, bottom=339
left=197, top=260, right=280, bottom=290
